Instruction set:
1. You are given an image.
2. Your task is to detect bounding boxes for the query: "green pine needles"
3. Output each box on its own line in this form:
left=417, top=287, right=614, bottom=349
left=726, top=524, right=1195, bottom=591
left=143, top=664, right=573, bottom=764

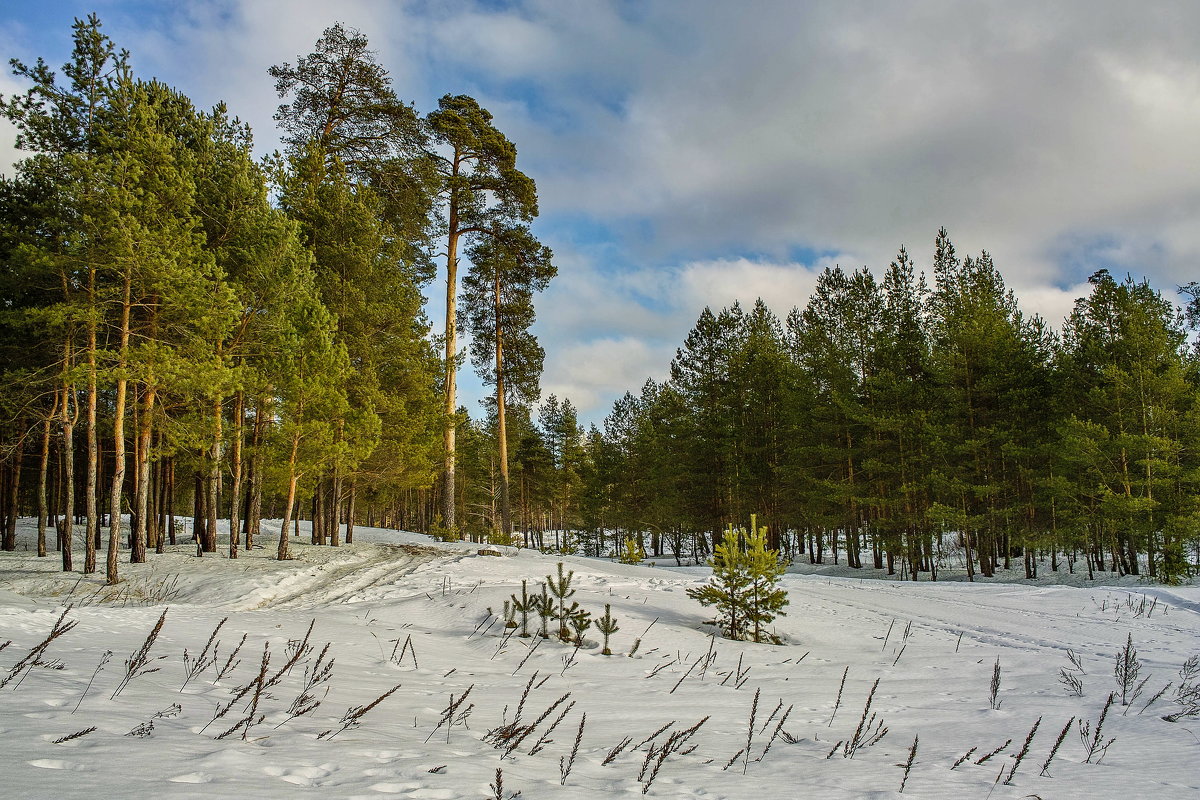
left=687, top=515, right=788, bottom=642
left=618, top=536, right=646, bottom=565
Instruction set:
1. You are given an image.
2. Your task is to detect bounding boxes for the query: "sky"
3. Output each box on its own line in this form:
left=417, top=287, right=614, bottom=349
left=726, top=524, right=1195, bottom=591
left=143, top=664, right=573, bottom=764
left=3, top=1, right=1200, bottom=425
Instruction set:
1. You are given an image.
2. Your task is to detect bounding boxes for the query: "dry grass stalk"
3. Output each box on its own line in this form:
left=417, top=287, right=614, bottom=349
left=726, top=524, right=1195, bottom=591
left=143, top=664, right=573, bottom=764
left=559, top=712, right=586, bottom=785
left=318, top=682, right=402, bottom=740
left=529, top=699, right=577, bottom=755
left=843, top=678, right=887, bottom=758
left=755, top=703, right=793, bottom=764
left=742, top=687, right=760, bottom=773
left=72, top=649, right=112, bottom=713
left=53, top=726, right=97, bottom=744
left=276, top=642, right=335, bottom=728
left=1, top=605, right=77, bottom=689
left=1079, top=692, right=1116, bottom=763
left=1003, top=716, right=1041, bottom=785
left=896, top=734, right=918, bottom=793
left=640, top=715, right=709, bottom=795
left=111, top=608, right=168, bottom=699
left=829, top=665, right=849, bottom=727
left=974, top=738, right=1011, bottom=765
left=216, top=642, right=271, bottom=740
left=635, top=720, right=674, bottom=750
left=950, top=747, right=977, bottom=770
left=181, top=617, right=227, bottom=691
left=602, top=735, right=633, bottom=765
left=424, top=684, right=475, bottom=743
left=215, top=633, right=246, bottom=682
left=390, top=633, right=418, bottom=669
left=1039, top=716, right=1074, bottom=777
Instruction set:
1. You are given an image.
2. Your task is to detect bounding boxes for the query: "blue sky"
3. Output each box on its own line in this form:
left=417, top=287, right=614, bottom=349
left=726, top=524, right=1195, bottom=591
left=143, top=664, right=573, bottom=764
left=4, top=1, right=1200, bottom=425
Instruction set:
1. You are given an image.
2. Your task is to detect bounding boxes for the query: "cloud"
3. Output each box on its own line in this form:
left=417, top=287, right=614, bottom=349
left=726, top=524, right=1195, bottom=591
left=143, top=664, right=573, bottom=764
left=6, top=0, right=1200, bottom=426
left=533, top=254, right=838, bottom=418
left=541, top=336, right=668, bottom=418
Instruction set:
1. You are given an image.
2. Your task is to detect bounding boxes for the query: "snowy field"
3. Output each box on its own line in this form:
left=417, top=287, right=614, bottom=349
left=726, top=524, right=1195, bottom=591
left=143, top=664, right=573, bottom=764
left=0, top=520, right=1198, bottom=799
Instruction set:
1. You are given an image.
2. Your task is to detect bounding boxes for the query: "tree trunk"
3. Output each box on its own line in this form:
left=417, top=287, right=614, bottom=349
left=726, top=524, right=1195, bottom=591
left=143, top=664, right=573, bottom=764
left=494, top=266, right=513, bottom=541
left=193, top=472, right=205, bottom=550
left=166, top=459, right=175, bottom=546
left=131, top=383, right=156, bottom=563
left=277, top=431, right=301, bottom=561
left=345, top=480, right=356, bottom=544
left=3, top=436, right=23, bottom=550
left=442, top=195, right=462, bottom=534
left=37, top=395, right=56, bottom=558
left=228, top=391, right=244, bottom=559
left=204, top=397, right=221, bottom=553
left=83, top=264, right=99, bottom=574
left=107, top=275, right=132, bottom=586
left=246, top=395, right=267, bottom=550
left=60, top=376, right=75, bottom=573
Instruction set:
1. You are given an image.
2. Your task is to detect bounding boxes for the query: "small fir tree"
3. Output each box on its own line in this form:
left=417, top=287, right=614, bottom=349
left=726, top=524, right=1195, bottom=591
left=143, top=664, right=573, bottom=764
left=596, top=604, right=619, bottom=655
left=687, top=515, right=788, bottom=642
left=547, top=562, right=578, bottom=641
left=569, top=609, right=592, bottom=646
left=510, top=580, right=534, bottom=637
left=619, top=535, right=646, bottom=565
left=536, top=583, right=553, bottom=639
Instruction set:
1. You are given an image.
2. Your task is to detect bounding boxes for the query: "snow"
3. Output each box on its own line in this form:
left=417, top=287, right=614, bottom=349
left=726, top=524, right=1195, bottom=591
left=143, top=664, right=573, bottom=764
left=1, top=519, right=1197, bottom=799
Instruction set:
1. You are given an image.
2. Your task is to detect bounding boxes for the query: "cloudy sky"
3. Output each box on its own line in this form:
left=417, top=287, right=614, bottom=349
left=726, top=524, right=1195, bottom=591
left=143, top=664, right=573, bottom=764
left=4, top=1, right=1199, bottom=424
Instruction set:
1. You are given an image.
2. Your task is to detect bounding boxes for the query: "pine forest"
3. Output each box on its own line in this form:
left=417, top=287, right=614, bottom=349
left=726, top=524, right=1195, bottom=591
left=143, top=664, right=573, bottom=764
left=2, top=17, right=1200, bottom=588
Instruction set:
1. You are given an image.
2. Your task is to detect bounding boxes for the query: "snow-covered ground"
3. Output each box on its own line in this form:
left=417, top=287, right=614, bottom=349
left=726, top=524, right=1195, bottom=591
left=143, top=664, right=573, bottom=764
left=1, top=519, right=1197, bottom=799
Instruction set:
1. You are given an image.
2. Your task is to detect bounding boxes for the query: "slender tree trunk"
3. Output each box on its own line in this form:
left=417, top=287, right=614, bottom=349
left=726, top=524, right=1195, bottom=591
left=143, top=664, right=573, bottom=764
left=492, top=267, right=514, bottom=541
left=345, top=479, right=356, bottom=544
left=442, top=165, right=464, bottom=534
left=330, top=422, right=343, bottom=546
left=60, top=371, right=75, bottom=573
left=229, top=391, right=243, bottom=559
left=277, top=431, right=301, bottom=561
left=129, top=390, right=140, bottom=548
left=203, top=396, right=221, bottom=553
left=4, top=436, right=24, bottom=550
left=192, top=472, right=204, bottom=550
left=154, top=447, right=166, bottom=554
left=84, top=308, right=99, bottom=574
left=37, top=394, right=57, bottom=558
left=246, top=395, right=267, bottom=549
left=311, top=485, right=322, bottom=545
left=166, top=459, right=175, bottom=546
left=131, top=383, right=156, bottom=563
left=443, top=224, right=461, bottom=534
left=107, top=275, right=132, bottom=586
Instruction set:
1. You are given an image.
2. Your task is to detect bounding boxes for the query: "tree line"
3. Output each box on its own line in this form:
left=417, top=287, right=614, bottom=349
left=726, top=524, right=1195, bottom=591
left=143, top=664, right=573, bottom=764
left=584, top=232, right=1200, bottom=584
left=0, top=17, right=555, bottom=581
left=3, top=18, right=1197, bottom=587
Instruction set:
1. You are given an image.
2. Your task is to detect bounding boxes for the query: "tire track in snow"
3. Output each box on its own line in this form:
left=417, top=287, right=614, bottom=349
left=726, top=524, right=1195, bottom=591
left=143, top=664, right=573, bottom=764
left=243, top=543, right=448, bottom=610
left=786, top=576, right=1200, bottom=663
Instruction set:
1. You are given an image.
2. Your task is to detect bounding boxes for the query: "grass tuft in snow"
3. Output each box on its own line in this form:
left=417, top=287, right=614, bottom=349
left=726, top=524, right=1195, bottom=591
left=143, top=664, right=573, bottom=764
left=2, top=605, right=76, bottom=690
left=111, top=607, right=167, bottom=699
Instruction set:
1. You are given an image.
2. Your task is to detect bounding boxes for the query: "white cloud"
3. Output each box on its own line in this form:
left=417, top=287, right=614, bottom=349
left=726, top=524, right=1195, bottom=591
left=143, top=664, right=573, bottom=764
left=541, top=336, right=669, bottom=418
left=7, top=1, right=1200, bottom=423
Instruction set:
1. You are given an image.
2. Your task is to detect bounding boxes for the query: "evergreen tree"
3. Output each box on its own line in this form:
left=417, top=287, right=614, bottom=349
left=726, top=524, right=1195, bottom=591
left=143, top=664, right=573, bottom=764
left=461, top=226, right=555, bottom=540
left=1060, top=271, right=1196, bottom=581
left=687, top=515, right=788, bottom=642
left=271, top=27, right=440, bottom=546
left=427, top=94, right=538, bottom=533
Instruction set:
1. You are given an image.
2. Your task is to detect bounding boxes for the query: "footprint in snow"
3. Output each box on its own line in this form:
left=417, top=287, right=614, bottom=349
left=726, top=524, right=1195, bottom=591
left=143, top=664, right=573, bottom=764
left=168, top=772, right=212, bottom=784
left=28, top=759, right=83, bottom=770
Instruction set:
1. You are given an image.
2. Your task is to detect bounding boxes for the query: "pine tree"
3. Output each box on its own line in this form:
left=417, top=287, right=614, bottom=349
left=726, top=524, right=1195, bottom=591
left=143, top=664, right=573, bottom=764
left=688, top=516, right=788, bottom=642
left=461, top=226, right=555, bottom=541
left=427, top=94, right=538, bottom=534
